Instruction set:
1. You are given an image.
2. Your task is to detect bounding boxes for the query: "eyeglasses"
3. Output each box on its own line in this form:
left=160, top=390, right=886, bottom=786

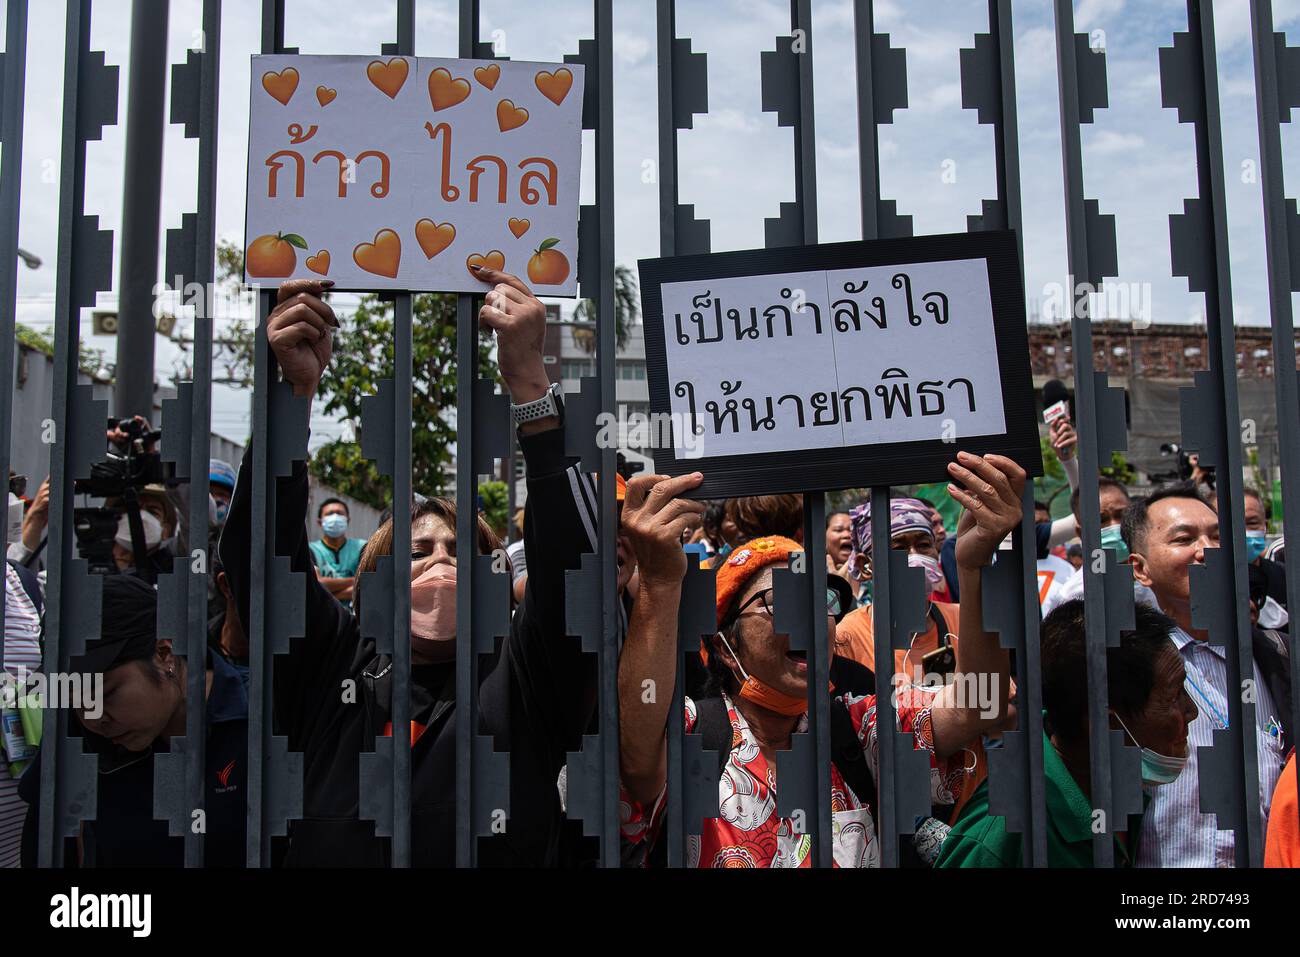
left=729, top=585, right=842, bottom=624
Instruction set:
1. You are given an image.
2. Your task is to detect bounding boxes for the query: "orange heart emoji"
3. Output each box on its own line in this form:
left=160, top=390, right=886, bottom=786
left=466, top=250, right=506, bottom=279
left=534, top=67, right=574, bottom=106
left=496, top=99, right=529, bottom=132
left=415, top=219, right=456, bottom=259
left=474, top=64, right=501, bottom=90
left=353, top=229, right=401, bottom=279
left=261, top=68, right=299, bottom=105
left=508, top=218, right=531, bottom=239
left=367, top=58, right=409, bottom=99
left=305, top=250, right=331, bottom=275
left=428, top=67, right=471, bottom=111
left=316, top=86, right=337, bottom=107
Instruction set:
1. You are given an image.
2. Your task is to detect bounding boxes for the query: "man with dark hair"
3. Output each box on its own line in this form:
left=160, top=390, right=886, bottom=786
left=1034, top=500, right=1051, bottom=526
left=1122, top=481, right=1293, bottom=867
left=309, top=496, right=365, bottom=610
left=938, top=600, right=1198, bottom=867
left=1242, top=486, right=1287, bottom=628
left=1041, top=475, right=1156, bottom=616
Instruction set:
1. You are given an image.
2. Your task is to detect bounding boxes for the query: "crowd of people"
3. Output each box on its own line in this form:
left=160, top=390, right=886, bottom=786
left=0, top=270, right=1295, bottom=868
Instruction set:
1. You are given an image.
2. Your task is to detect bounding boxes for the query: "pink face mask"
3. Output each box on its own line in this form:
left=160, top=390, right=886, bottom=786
left=410, top=563, right=457, bottom=662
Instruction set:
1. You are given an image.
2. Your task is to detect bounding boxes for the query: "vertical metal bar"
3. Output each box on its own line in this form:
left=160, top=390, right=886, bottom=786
left=1052, top=0, right=1116, bottom=867
left=1184, top=0, right=1262, bottom=866
left=247, top=0, right=286, bottom=867
left=0, top=0, right=29, bottom=673
left=181, top=0, right=221, bottom=868
left=990, top=0, right=1046, bottom=869
left=593, top=0, right=620, bottom=869
left=114, top=0, right=169, bottom=421
left=1249, top=0, right=1300, bottom=863
left=853, top=0, right=882, bottom=242
left=389, top=0, right=415, bottom=871
left=40, top=0, right=117, bottom=869
left=853, top=2, right=893, bottom=865
left=455, top=0, right=479, bottom=869
left=790, top=0, right=816, bottom=244
left=868, top=493, right=897, bottom=865
left=962, top=0, right=1048, bottom=868
left=390, top=291, right=412, bottom=866
left=654, top=0, right=685, bottom=867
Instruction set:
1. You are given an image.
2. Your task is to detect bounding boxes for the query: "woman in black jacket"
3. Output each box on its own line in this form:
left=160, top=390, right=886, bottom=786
left=220, top=273, right=600, bottom=866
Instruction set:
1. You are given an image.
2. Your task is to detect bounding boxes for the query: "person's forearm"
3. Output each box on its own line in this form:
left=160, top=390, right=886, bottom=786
left=931, top=561, right=1010, bottom=757
left=320, top=575, right=355, bottom=598
left=617, top=579, right=679, bottom=804
left=1061, top=455, right=1079, bottom=492
left=1047, top=515, right=1076, bottom=548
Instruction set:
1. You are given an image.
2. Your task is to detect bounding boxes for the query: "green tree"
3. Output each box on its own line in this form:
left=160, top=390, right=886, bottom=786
left=212, top=238, right=492, bottom=508
left=571, top=263, right=638, bottom=353
left=307, top=291, right=494, bottom=507
left=477, top=479, right=509, bottom=538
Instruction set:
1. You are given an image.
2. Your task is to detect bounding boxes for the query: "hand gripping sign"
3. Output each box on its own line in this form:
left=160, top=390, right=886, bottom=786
left=246, top=55, right=584, bottom=295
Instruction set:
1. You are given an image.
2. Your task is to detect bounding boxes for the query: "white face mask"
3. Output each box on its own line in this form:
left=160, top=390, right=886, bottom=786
left=115, top=510, right=164, bottom=552
left=907, top=552, right=945, bottom=591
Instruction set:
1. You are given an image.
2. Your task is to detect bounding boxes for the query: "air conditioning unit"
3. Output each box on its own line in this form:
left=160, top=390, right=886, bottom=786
left=91, top=310, right=118, bottom=336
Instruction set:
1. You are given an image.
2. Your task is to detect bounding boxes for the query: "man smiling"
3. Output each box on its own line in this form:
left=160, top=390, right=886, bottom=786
left=1122, top=481, right=1293, bottom=867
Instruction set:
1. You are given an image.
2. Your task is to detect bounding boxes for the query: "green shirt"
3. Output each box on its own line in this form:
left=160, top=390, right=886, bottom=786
left=308, top=537, right=365, bottom=610
left=935, top=728, right=1142, bottom=868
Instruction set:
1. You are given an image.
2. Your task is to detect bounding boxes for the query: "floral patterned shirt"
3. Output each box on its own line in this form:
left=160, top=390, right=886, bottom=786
left=619, top=689, right=966, bottom=868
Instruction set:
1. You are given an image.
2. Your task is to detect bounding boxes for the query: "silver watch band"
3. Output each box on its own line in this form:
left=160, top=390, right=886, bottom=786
left=511, top=383, right=561, bottom=426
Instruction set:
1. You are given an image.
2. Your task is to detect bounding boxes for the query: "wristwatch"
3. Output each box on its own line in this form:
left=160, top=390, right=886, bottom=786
left=511, top=381, right=565, bottom=427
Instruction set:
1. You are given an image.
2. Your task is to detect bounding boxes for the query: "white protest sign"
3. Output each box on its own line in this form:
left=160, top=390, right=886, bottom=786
left=245, top=55, right=584, bottom=294
left=639, top=232, right=1042, bottom=497
left=661, top=259, right=1006, bottom=456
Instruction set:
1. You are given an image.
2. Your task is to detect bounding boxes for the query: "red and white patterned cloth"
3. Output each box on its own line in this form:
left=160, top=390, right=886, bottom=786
left=620, top=688, right=967, bottom=868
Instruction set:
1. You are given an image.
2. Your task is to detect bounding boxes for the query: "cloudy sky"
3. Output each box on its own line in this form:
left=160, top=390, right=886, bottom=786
left=7, top=0, right=1300, bottom=448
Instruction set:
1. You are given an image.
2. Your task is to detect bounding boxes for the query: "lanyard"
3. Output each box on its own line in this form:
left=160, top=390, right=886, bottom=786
left=1183, top=663, right=1228, bottom=732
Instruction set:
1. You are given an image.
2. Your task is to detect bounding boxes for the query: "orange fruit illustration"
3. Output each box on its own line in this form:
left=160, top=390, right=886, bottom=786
left=353, top=229, right=402, bottom=279
left=415, top=219, right=456, bottom=259
left=428, top=67, right=471, bottom=111
left=316, top=86, right=337, bottom=106
left=305, top=250, right=331, bottom=275
left=246, top=231, right=307, bottom=277
left=367, top=58, right=409, bottom=98
left=508, top=217, right=531, bottom=239
left=496, top=99, right=529, bottom=132
left=526, top=238, right=569, bottom=286
left=474, top=64, right=501, bottom=90
left=466, top=250, right=506, bottom=279
left=534, top=68, right=574, bottom=106
left=262, top=68, right=299, bottom=105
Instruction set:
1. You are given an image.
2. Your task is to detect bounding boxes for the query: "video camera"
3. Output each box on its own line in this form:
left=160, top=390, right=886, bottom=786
left=72, top=418, right=175, bottom=579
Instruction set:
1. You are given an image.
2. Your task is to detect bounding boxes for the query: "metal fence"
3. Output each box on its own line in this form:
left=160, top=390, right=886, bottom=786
left=2, top=0, right=1298, bottom=867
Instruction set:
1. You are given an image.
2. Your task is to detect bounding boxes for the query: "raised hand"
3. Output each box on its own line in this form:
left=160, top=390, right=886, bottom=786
left=947, top=451, right=1027, bottom=570
left=620, top=473, right=706, bottom=588
left=472, top=265, right=549, bottom=405
left=266, top=279, right=337, bottom=398
left=1049, top=416, right=1077, bottom=463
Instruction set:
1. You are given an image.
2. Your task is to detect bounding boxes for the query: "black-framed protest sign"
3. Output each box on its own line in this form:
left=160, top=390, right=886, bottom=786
left=638, top=230, right=1043, bottom=498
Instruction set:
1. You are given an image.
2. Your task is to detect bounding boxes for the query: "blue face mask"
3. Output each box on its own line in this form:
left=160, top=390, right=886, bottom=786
left=1115, top=712, right=1188, bottom=786
left=1246, top=530, right=1268, bottom=562
left=321, top=514, right=348, bottom=538
left=1100, top=523, right=1129, bottom=562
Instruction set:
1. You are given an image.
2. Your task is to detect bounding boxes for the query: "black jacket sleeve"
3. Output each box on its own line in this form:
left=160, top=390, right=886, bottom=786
left=218, top=449, right=363, bottom=744
left=481, top=425, right=599, bottom=762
